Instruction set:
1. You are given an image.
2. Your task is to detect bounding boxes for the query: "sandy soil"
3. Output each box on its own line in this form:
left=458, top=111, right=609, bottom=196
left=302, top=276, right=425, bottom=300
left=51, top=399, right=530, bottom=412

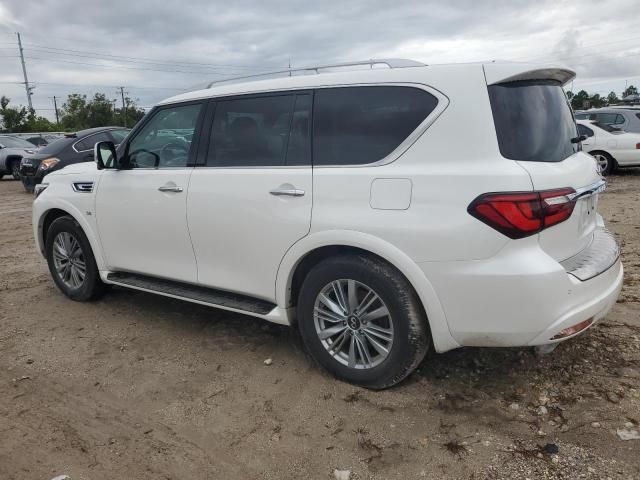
left=0, top=172, right=639, bottom=480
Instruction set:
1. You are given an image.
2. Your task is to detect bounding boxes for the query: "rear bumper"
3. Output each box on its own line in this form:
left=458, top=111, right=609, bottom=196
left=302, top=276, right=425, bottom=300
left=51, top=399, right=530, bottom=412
left=418, top=228, right=623, bottom=349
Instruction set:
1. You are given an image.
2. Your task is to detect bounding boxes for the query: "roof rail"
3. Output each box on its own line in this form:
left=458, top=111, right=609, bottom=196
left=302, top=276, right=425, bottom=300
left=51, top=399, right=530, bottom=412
left=205, top=58, right=426, bottom=88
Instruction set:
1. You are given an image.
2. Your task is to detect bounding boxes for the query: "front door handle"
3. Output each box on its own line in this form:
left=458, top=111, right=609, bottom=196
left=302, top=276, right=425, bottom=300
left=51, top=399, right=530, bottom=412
left=269, top=184, right=305, bottom=197
left=158, top=185, right=183, bottom=193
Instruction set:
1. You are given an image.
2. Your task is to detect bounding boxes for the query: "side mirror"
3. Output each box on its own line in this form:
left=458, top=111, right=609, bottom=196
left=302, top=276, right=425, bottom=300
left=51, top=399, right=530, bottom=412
left=94, top=141, right=117, bottom=170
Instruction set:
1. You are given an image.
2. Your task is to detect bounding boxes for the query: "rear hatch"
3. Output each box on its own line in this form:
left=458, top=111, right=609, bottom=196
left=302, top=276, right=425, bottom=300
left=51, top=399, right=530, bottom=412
left=485, top=65, right=603, bottom=261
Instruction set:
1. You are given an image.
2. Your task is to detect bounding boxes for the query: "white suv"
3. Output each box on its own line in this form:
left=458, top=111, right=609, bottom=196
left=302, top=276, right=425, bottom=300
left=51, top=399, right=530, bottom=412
left=32, top=59, right=623, bottom=389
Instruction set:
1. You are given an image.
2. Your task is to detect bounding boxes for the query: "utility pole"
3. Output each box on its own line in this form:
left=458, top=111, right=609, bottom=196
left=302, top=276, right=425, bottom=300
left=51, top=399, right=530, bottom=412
left=16, top=32, right=33, bottom=110
left=50, top=96, right=59, bottom=125
left=118, top=86, right=127, bottom=127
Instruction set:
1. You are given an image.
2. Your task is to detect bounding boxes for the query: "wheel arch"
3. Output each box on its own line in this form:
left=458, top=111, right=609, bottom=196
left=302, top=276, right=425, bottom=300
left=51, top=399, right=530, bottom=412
left=34, top=201, right=105, bottom=270
left=588, top=149, right=618, bottom=166
left=4, top=155, right=23, bottom=173
left=276, top=231, right=460, bottom=353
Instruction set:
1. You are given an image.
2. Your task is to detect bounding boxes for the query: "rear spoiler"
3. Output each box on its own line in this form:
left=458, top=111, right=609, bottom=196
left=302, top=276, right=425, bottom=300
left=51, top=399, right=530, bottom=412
left=484, top=64, right=576, bottom=86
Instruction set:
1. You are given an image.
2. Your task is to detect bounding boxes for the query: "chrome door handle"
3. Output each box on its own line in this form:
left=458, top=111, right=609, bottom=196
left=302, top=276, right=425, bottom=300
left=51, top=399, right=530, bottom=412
left=158, top=185, right=183, bottom=193
left=269, top=186, right=305, bottom=197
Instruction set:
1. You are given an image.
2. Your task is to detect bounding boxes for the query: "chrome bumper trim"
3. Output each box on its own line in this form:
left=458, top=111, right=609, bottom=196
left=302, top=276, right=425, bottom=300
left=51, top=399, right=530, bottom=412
left=561, top=228, right=620, bottom=281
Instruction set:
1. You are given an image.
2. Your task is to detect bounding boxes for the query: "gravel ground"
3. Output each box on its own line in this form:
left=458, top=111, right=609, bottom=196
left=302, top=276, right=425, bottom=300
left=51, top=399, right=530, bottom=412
left=0, top=172, right=639, bottom=480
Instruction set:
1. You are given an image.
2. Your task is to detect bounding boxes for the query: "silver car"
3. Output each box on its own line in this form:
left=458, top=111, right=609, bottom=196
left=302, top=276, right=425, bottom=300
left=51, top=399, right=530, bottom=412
left=0, top=135, right=38, bottom=180
left=575, top=108, right=640, bottom=133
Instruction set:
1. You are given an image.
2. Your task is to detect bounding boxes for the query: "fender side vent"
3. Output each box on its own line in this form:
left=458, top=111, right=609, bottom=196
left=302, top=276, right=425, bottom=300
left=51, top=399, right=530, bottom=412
left=72, top=182, right=93, bottom=193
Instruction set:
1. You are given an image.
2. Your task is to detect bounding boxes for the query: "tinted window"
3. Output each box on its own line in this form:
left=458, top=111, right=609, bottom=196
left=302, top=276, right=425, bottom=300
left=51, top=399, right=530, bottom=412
left=110, top=129, right=130, bottom=143
left=209, top=94, right=297, bottom=167
left=577, top=124, right=594, bottom=137
left=0, top=136, right=36, bottom=148
left=488, top=80, right=578, bottom=162
left=595, top=113, right=617, bottom=125
left=127, top=103, right=203, bottom=168
left=75, top=132, right=112, bottom=152
left=313, top=86, right=438, bottom=165
left=636, top=113, right=640, bottom=120
left=574, top=113, right=589, bottom=120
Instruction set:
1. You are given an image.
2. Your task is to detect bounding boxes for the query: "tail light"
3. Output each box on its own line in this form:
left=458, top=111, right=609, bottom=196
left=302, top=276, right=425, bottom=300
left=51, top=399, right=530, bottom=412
left=468, top=188, right=577, bottom=239
left=636, top=143, right=640, bottom=149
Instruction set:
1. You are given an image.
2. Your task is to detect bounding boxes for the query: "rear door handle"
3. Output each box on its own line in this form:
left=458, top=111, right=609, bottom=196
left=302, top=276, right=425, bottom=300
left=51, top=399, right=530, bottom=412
left=270, top=184, right=305, bottom=197
left=158, top=185, right=183, bottom=193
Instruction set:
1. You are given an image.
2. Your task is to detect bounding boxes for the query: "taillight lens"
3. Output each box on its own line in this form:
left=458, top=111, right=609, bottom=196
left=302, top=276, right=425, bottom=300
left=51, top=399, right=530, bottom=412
left=636, top=143, right=640, bottom=150
left=468, top=188, right=577, bottom=239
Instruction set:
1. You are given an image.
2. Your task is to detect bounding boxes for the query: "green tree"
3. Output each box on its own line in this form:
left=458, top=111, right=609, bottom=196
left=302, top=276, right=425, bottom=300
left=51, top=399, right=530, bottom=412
left=60, top=94, right=90, bottom=130
left=86, top=93, right=115, bottom=128
left=623, top=84, right=638, bottom=97
left=115, top=96, right=146, bottom=127
left=570, top=90, right=590, bottom=110
left=607, top=91, right=620, bottom=105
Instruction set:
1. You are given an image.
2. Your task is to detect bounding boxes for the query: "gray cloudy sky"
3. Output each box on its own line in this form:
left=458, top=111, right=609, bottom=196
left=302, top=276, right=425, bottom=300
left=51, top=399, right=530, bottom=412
left=1, top=0, right=639, bottom=121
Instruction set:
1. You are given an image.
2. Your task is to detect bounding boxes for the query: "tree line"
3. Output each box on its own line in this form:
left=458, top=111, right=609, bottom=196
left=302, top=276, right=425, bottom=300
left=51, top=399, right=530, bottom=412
left=566, top=85, right=638, bottom=110
left=0, top=93, right=146, bottom=133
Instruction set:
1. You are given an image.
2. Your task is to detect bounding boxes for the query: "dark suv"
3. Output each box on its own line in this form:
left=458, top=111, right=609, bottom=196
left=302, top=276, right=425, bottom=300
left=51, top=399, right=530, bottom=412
left=20, top=127, right=129, bottom=192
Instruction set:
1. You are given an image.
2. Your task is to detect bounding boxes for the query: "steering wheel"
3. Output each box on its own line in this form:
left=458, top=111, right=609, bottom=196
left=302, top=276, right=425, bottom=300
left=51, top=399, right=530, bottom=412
left=160, top=141, right=189, bottom=166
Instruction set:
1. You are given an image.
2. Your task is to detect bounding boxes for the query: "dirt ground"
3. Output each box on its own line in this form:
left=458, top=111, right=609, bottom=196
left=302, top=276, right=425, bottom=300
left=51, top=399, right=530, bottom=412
left=1, top=172, right=639, bottom=480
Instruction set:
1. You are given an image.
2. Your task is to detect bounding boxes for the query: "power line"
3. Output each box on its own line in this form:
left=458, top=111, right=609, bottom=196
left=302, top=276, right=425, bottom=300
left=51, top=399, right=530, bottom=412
left=23, top=42, right=258, bottom=70
left=23, top=55, right=250, bottom=75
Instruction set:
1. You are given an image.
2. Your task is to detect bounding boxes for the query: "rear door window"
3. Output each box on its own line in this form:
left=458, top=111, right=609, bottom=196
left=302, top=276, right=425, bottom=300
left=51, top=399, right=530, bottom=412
left=488, top=80, right=578, bottom=162
left=75, top=132, right=113, bottom=152
left=312, top=86, right=438, bottom=166
left=209, top=94, right=302, bottom=167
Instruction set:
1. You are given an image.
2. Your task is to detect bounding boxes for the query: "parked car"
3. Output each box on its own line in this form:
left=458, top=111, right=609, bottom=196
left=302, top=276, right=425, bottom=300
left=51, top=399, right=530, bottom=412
left=31, top=60, right=622, bottom=389
left=577, top=119, right=640, bottom=175
left=20, top=127, right=129, bottom=192
left=575, top=108, right=640, bottom=133
left=0, top=135, right=38, bottom=180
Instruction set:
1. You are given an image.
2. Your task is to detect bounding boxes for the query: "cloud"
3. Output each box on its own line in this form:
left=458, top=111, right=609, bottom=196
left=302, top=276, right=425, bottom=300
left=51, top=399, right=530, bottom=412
left=0, top=0, right=638, bottom=117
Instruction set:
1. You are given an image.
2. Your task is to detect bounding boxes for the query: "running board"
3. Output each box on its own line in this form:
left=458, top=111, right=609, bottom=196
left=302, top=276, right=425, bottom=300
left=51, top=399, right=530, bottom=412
left=106, top=272, right=276, bottom=316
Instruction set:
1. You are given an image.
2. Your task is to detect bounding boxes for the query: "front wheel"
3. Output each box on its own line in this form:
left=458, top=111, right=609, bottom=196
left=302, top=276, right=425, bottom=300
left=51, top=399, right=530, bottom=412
left=45, top=216, right=105, bottom=301
left=10, top=160, right=21, bottom=180
left=297, top=254, right=430, bottom=389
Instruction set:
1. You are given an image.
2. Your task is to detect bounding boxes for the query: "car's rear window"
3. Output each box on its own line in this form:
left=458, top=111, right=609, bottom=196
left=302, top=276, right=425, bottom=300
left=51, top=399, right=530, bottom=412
left=488, top=80, right=578, bottom=162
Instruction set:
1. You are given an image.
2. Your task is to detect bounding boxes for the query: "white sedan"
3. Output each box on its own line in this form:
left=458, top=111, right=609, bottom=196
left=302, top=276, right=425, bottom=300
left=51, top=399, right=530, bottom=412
left=577, top=119, right=640, bottom=175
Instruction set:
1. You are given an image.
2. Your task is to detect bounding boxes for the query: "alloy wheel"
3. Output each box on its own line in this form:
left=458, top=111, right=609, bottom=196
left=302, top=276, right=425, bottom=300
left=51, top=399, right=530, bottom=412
left=594, top=154, right=609, bottom=174
left=313, top=279, right=394, bottom=369
left=52, top=232, right=87, bottom=289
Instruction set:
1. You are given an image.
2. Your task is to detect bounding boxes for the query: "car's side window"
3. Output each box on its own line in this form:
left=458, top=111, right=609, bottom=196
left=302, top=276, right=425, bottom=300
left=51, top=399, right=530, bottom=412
left=126, top=103, right=203, bottom=169
left=75, top=132, right=112, bottom=152
left=208, top=94, right=303, bottom=167
left=313, top=86, right=439, bottom=166
left=577, top=124, right=594, bottom=137
left=109, top=129, right=130, bottom=144
left=614, top=114, right=625, bottom=125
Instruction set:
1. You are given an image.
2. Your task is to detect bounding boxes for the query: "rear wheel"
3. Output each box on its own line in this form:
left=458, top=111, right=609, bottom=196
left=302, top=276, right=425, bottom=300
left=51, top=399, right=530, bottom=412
left=297, top=254, right=430, bottom=389
left=593, top=152, right=615, bottom=176
left=45, top=216, right=105, bottom=301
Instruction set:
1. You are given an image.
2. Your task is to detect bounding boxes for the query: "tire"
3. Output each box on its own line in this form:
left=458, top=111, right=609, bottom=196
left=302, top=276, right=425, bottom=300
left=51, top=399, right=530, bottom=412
left=592, top=151, right=615, bottom=176
left=10, top=159, right=21, bottom=180
left=297, top=254, right=430, bottom=389
left=22, top=178, right=34, bottom=193
left=45, top=215, right=105, bottom=301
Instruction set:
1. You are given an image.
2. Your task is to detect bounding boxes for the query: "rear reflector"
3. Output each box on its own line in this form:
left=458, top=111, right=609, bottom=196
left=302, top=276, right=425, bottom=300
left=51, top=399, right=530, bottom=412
left=468, top=188, right=577, bottom=239
left=550, top=318, right=593, bottom=340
